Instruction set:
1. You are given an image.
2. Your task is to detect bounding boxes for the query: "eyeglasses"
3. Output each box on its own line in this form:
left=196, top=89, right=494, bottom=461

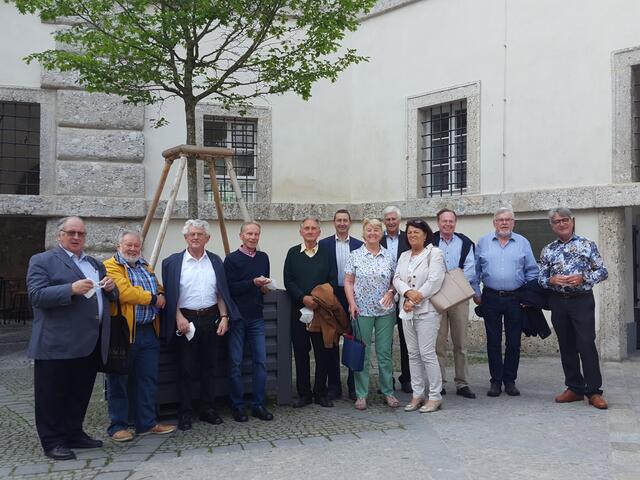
left=551, top=218, right=572, bottom=225
left=62, top=230, right=87, bottom=238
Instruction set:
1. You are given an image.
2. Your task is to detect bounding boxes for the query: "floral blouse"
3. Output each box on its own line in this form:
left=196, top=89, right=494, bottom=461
left=344, top=245, right=396, bottom=317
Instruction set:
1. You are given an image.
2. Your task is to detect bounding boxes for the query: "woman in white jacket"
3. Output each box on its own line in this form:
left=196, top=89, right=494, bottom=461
left=393, top=219, right=446, bottom=413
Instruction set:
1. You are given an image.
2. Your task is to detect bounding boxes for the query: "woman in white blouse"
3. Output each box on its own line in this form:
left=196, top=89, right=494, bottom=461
left=393, top=219, right=446, bottom=413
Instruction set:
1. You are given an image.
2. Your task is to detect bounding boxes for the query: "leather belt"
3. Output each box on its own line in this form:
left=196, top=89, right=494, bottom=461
left=551, top=290, right=592, bottom=299
left=483, top=287, right=517, bottom=297
left=180, top=305, right=219, bottom=317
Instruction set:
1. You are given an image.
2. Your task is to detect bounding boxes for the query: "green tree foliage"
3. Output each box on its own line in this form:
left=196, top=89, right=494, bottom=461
left=12, top=0, right=375, bottom=216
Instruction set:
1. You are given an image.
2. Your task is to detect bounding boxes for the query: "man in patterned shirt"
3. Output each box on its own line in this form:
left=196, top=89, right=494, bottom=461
left=539, top=207, right=609, bottom=409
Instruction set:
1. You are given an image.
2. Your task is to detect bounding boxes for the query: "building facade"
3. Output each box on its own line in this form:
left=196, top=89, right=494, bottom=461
left=1, top=0, right=640, bottom=359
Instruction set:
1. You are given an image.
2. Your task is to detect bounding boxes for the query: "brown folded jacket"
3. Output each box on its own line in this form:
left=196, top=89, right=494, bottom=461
left=309, top=283, right=349, bottom=348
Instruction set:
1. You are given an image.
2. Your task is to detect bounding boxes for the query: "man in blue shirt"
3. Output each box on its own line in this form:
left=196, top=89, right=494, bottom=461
left=474, top=208, right=538, bottom=397
left=539, top=207, right=608, bottom=409
left=432, top=208, right=477, bottom=399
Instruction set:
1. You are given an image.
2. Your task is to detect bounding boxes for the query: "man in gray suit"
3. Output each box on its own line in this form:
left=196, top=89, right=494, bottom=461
left=27, top=216, right=117, bottom=460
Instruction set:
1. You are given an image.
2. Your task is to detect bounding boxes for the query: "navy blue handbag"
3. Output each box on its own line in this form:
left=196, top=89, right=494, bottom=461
left=341, top=318, right=365, bottom=372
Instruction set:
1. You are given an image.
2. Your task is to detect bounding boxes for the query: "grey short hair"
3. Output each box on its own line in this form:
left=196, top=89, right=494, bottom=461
left=300, top=216, right=320, bottom=228
left=382, top=205, right=401, bottom=219
left=56, top=216, right=84, bottom=232
left=548, top=207, right=573, bottom=222
left=240, top=221, right=261, bottom=233
left=493, top=207, right=515, bottom=220
left=117, top=229, right=142, bottom=244
left=182, top=219, right=211, bottom=235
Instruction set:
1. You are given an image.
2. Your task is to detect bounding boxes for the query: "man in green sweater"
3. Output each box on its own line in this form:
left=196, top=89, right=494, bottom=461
left=284, top=216, right=338, bottom=408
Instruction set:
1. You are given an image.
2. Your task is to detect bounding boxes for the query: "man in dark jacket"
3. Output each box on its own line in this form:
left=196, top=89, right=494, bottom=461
left=318, top=209, right=362, bottom=400
left=27, top=216, right=117, bottom=460
left=380, top=205, right=411, bottom=393
left=162, top=219, right=239, bottom=430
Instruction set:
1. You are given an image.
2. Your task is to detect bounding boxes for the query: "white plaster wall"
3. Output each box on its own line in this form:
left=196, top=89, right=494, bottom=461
left=0, top=5, right=55, bottom=88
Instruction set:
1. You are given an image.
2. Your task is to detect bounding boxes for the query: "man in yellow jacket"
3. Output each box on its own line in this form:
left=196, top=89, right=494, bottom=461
left=103, top=230, right=176, bottom=442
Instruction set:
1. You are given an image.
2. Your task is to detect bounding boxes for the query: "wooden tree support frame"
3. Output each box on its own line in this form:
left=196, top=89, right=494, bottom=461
left=141, top=144, right=251, bottom=268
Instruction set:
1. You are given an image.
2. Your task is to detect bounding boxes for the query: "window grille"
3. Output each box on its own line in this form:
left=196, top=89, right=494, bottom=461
left=203, top=116, right=257, bottom=202
left=420, top=100, right=467, bottom=196
left=632, top=65, right=640, bottom=181
left=0, top=101, right=40, bottom=195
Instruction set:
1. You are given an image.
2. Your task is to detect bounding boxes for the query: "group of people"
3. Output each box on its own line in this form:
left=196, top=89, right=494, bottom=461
left=25, top=204, right=609, bottom=461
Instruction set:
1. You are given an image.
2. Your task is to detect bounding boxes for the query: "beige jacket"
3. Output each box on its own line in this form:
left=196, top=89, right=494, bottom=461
left=393, top=245, right=446, bottom=315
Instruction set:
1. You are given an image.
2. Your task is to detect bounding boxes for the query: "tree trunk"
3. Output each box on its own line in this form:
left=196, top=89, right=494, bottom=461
left=185, top=100, right=198, bottom=219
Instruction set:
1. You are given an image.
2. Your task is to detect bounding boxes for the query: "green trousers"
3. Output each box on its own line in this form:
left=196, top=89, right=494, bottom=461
left=353, top=313, right=396, bottom=398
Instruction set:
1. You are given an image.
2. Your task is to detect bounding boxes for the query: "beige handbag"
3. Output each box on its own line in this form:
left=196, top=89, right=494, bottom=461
left=427, top=249, right=475, bottom=313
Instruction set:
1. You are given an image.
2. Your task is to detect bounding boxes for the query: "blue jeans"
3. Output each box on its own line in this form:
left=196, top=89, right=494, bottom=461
left=107, top=324, right=159, bottom=435
left=228, top=317, right=267, bottom=409
left=481, top=291, right=523, bottom=385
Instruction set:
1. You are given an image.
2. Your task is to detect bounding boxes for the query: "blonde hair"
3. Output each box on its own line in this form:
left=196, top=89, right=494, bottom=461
left=362, top=218, right=384, bottom=234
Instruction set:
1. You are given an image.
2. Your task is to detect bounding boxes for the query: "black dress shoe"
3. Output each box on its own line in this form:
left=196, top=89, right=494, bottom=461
left=314, top=396, right=334, bottom=408
left=252, top=405, right=274, bottom=421
left=292, top=396, right=312, bottom=408
left=456, top=386, right=477, bottom=399
left=232, top=408, right=248, bottom=422
left=44, top=446, right=76, bottom=461
left=67, top=433, right=103, bottom=449
left=487, top=383, right=502, bottom=397
left=504, top=383, right=521, bottom=396
left=401, top=382, right=413, bottom=394
left=178, top=414, right=192, bottom=431
left=440, top=388, right=447, bottom=395
left=199, top=410, right=223, bottom=425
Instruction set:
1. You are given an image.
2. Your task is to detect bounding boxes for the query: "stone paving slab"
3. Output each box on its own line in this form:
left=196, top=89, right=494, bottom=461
left=2, top=327, right=640, bottom=480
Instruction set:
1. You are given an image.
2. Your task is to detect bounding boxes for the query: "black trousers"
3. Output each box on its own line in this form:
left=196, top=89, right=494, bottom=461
left=34, top=340, right=99, bottom=451
left=549, top=291, right=603, bottom=396
left=291, top=306, right=334, bottom=399
left=176, top=310, right=221, bottom=415
left=396, top=309, right=411, bottom=385
left=327, top=286, right=355, bottom=397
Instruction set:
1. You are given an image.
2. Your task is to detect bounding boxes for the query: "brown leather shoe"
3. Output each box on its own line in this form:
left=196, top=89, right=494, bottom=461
left=588, top=394, right=608, bottom=410
left=555, top=389, right=584, bottom=403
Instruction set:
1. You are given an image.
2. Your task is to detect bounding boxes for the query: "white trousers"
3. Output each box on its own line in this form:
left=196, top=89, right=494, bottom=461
left=403, top=311, right=442, bottom=401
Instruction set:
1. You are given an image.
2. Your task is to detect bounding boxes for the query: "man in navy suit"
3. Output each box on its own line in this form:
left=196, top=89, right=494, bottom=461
left=318, top=209, right=362, bottom=400
left=27, top=216, right=117, bottom=461
left=380, top=206, right=412, bottom=393
left=161, top=219, right=238, bottom=431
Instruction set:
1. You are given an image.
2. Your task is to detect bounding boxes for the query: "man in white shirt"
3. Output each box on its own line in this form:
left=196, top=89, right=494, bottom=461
left=162, top=219, right=238, bottom=431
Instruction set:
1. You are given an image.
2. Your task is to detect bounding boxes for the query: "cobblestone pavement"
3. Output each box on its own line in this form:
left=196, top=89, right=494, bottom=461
left=1, top=322, right=640, bottom=479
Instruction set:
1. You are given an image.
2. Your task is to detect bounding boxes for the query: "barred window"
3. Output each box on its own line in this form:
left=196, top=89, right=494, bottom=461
left=0, top=101, right=40, bottom=195
left=203, top=116, right=257, bottom=202
left=632, top=65, right=640, bottom=181
left=420, top=100, right=467, bottom=197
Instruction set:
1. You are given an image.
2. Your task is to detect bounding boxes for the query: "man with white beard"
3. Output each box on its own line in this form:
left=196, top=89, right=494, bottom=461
left=103, top=230, right=176, bottom=442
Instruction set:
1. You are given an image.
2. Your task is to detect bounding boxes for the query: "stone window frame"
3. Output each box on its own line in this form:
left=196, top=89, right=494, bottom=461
left=195, top=103, right=272, bottom=204
left=612, top=45, right=640, bottom=183
left=0, top=87, right=56, bottom=196
left=406, top=81, right=480, bottom=200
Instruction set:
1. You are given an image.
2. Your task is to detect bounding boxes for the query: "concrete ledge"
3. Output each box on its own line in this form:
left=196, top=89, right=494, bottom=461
left=57, top=90, right=145, bottom=130
left=0, top=194, right=146, bottom=217
left=56, top=161, right=145, bottom=197
left=41, top=68, right=82, bottom=90
left=57, top=127, right=144, bottom=162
